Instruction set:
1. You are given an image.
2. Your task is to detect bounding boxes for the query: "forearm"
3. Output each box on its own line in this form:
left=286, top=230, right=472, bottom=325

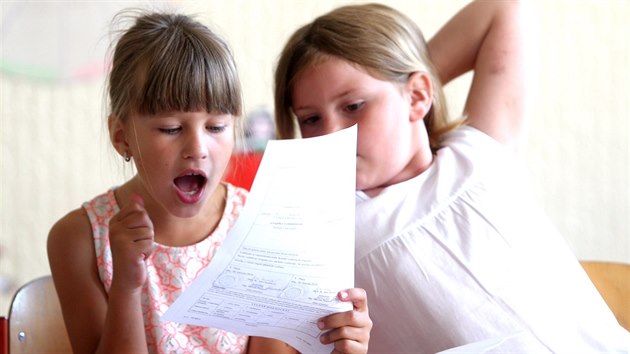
left=96, top=194, right=154, bottom=353
left=247, top=337, right=298, bottom=354
left=428, top=0, right=524, bottom=85
left=96, top=287, right=148, bottom=354
left=429, top=0, right=530, bottom=147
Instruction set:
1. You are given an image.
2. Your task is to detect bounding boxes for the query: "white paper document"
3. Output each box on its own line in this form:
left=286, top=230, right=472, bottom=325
left=163, top=126, right=357, bottom=353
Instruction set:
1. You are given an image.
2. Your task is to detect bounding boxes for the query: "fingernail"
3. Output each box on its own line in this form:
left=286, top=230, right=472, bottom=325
left=317, top=320, right=325, bottom=329
left=132, top=194, right=144, bottom=206
left=319, top=333, right=327, bottom=343
left=339, top=291, right=348, bottom=300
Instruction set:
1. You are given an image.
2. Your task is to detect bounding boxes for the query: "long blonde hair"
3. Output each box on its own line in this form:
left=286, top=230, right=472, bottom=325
left=274, top=3, right=461, bottom=151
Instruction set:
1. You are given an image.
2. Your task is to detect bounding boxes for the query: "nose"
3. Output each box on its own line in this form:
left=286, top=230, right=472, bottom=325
left=321, top=114, right=353, bottom=135
left=182, top=131, right=208, bottom=160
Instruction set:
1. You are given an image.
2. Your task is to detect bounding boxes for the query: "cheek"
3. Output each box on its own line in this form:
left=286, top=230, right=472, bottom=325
left=212, top=136, right=235, bottom=165
left=132, top=138, right=172, bottom=167
left=134, top=150, right=170, bottom=176
left=221, top=135, right=235, bottom=156
left=356, top=118, right=382, bottom=148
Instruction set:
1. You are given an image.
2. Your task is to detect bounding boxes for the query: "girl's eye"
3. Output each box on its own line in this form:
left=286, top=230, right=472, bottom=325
left=207, top=125, right=227, bottom=133
left=300, top=115, right=320, bottom=126
left=345, top=101, right=365, bottom=113
left=159, top=127, right=181, bottom=135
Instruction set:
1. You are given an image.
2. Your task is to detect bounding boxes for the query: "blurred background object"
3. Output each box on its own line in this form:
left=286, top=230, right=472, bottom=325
left=224, top=108, right=274, bottom=190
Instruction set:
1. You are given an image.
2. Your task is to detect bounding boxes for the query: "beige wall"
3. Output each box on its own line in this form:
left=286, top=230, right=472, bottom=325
left=1, top=0, right=628, bottom=315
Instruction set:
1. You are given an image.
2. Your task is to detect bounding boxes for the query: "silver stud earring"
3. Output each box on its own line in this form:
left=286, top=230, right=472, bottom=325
left=124, top=152, right=131, bottom=162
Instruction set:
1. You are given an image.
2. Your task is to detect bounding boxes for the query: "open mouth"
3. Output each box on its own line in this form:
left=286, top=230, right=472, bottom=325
left=174, top=173, right=207, bottom=196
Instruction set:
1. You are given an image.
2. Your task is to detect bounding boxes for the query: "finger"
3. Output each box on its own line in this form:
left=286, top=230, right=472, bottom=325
left=135, top=238, right=155, bottom=259
left=126, top=195, right=154, bottom=233
left=109, top=213, right=154, bottom=253
left=123, top=210, right=153, bottom=237
left=319, top=309, right=370, bottom=331
left=125, top=209, right=154, bottom=232
left=328, top=338, right=367, bottom=354
left=110, top=226, right=154, bottom=253
left=113, top=193, right=146, bottom=219
left=320, top=325, right=369, bottom=345
left=337, top=288, right=368, bottom=312
left=110, top=202, right=146, bottom=222
left=318, top=308, right=372, bottom=351
left=112, top=198, right=154, bottom=234
left=131, top=193, right=144, bottom=207
left=109, top=215, right=154, bottom=246
left=319, top=288, right=370, bottom=330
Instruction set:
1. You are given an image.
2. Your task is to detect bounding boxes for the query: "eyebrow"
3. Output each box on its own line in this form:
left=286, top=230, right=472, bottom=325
left=292, top=89, right=355, bottom=112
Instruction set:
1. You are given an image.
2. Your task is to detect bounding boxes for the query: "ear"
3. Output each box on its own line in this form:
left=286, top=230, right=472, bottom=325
left=406, top=71, right=433, bottom=122
left=108, top=114, right=130, bottom=158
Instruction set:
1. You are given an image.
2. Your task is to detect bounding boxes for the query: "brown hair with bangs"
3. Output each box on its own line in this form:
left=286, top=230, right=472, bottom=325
left=107, top=10, right=242, bottom=123
left=274, top=3, right=463, bottom=151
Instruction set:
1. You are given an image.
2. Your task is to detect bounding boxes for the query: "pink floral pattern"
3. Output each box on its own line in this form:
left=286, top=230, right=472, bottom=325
left=83, top=184, right=249, bottom=354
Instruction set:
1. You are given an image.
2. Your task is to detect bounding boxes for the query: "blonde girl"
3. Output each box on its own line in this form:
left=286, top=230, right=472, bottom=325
left=274, top=1, right=628, bottom=352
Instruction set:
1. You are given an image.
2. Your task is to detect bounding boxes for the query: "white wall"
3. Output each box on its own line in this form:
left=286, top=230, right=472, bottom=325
left=1, top=0, right=628, bottom=315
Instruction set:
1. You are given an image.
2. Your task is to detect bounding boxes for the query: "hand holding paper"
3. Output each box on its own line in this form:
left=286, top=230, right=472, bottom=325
left=318, top=288, right=371, bottom=353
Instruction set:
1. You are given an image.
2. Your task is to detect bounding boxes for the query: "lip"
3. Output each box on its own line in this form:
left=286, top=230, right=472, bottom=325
left=173, top=168, right=208, bottom=204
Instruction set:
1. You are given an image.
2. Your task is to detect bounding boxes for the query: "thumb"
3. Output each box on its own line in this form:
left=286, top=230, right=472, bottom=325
left=131, top=193, right=145, bottom=208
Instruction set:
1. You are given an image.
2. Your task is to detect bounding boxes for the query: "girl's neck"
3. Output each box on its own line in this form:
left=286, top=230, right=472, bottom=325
left=363, top=150, right=434, bottom=198
left=115, top=179, right=227, bottom=247
left=154, top=185, right=226, bottom=247
left=363, top=121, right=434, bottom=198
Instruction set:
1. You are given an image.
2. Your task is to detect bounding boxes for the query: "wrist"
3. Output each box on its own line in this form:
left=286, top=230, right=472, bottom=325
left=109, top=280, right=144, bottom=299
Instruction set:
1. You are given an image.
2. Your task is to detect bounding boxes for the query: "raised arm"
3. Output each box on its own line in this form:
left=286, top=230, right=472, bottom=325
left=428, top=0, right=530, bottom=149
left=48, top=198, right=152, bottom=353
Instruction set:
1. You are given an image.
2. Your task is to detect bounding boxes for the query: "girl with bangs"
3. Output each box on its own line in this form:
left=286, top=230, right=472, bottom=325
left=48, top=10, right=371, bottom=354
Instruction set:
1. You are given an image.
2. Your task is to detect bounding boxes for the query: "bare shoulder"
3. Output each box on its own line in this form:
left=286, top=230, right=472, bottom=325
left=47, top=205, right=106, bottom=293
left=47, top=207, right=100, bottom=287
left=48, top=207, right=93, bottom=263
left=49, top=207, right=91, bottom=237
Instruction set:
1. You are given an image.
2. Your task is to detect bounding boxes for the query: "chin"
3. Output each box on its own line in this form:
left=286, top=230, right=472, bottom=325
left=355, top=177, right=372, bottom=191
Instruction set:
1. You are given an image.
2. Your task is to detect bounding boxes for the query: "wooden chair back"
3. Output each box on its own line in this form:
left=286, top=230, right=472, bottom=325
left=580, top=260, right=630, bottom=331
left=8, top=275, right=72, bottom=353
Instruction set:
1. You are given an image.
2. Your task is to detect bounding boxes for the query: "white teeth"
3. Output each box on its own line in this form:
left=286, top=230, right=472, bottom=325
left=184, top=189, right=199, bottom=196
